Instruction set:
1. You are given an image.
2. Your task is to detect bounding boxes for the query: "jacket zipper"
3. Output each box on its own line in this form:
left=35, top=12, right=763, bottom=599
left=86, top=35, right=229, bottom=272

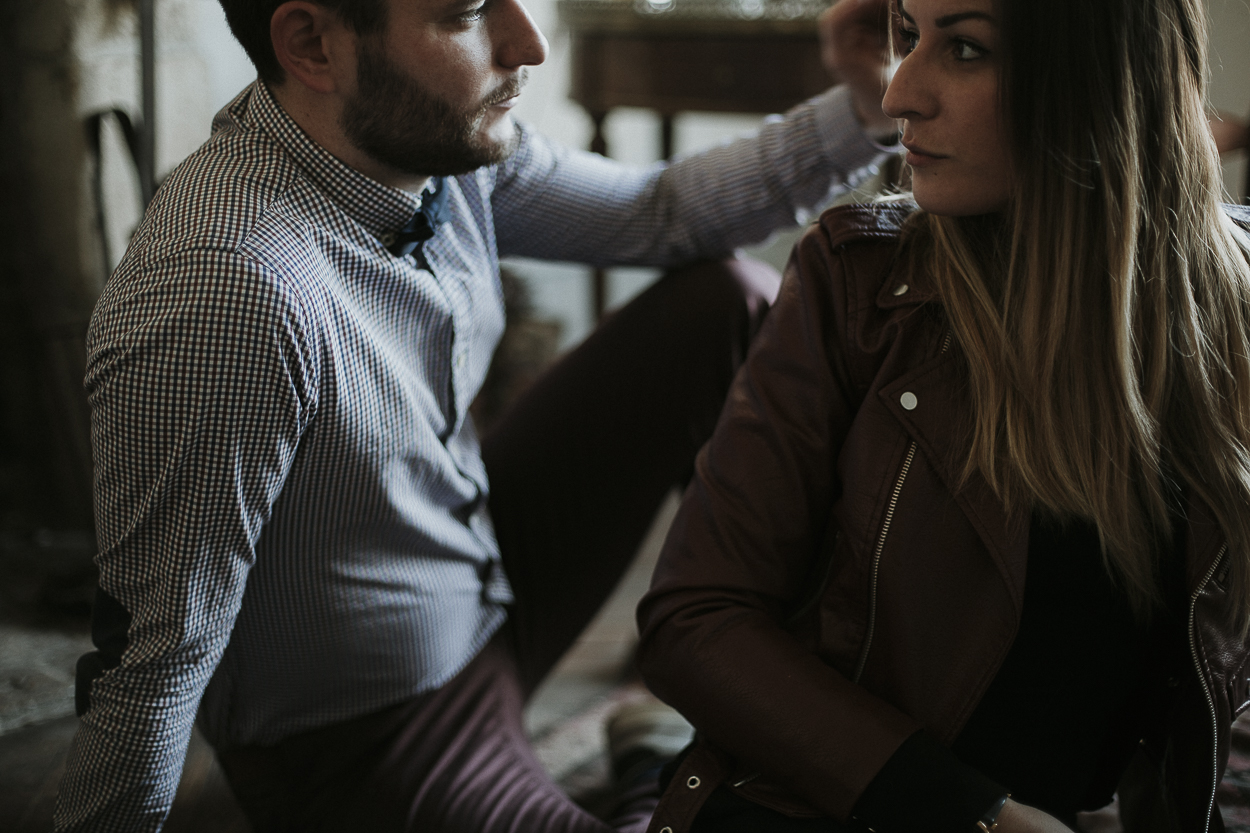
left=735, top=334, right=952, bottom=791
left=852, top=441, right=917, bottom=683
left=1189, top=542, right=1227, bottom=833
left=852, top=331, right=951, bottom=684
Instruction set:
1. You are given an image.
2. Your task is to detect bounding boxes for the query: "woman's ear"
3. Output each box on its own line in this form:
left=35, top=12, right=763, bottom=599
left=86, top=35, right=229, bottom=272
left=270, top=1, right=354, bottom=94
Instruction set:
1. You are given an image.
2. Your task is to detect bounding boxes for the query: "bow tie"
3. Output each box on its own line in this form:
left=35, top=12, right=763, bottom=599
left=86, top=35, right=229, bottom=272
left=383, top=177, right=450, bottom=259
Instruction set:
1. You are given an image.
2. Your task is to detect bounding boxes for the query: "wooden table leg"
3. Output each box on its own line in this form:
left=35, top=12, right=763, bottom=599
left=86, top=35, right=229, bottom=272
left=585, top=112, right=676, bottom=320
left=590, top=110, right=609, bottom=157
left=589, top=111, right=610, bottom=321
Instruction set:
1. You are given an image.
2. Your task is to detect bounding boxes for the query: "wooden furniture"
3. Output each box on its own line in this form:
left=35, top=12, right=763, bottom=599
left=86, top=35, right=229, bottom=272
left=559, top=0, right=834, bottom=318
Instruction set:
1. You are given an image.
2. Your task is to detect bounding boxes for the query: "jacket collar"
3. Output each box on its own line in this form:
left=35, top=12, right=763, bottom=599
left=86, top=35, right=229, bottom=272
left=874, top=316, right=1227, bottom=600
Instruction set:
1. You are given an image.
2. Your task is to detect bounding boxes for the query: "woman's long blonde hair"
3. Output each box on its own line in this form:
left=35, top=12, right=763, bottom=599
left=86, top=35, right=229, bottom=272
left=900, top=0, right=1250, bottom=621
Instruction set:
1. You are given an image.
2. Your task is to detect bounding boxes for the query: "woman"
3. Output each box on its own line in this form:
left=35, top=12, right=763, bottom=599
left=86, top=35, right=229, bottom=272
left=636, top=0, right=1250, bottom=830
left=1212, top=111, right=1248, bottom=157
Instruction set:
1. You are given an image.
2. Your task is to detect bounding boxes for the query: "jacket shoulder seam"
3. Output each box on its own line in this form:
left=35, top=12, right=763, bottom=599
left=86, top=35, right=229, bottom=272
left=817, top=202, right=912, bottom=251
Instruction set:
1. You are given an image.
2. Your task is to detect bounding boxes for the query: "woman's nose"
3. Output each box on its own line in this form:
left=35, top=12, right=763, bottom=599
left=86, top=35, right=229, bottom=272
left=882, top=53, right=932, bottom=121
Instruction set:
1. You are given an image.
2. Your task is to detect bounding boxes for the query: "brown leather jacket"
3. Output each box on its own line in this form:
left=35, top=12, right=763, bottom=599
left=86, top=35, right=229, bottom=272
left=637, top=202, right=1250, bottom=833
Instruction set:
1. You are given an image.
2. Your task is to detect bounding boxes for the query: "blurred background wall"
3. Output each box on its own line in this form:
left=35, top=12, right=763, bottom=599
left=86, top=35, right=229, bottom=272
left=0, top=0, right=1246, bottom=561
left=1210, top=0, right=1249, bottom=203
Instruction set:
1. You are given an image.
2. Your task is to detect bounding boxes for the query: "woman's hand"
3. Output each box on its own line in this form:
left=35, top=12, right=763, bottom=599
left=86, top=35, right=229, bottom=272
left=818, top=0, right=900, bottom=139
left=993, top=798, right=1075, bottom=833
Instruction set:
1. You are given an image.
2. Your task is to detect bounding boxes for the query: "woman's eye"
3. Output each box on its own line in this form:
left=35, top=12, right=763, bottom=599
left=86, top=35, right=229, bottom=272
left=897, top=27, right=919, bottom=54
left=952, top=40, right=986, bottom=60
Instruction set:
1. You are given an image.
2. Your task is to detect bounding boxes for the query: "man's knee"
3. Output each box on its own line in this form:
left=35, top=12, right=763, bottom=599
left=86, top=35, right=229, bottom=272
left=660, top=257, right=782, bottom=338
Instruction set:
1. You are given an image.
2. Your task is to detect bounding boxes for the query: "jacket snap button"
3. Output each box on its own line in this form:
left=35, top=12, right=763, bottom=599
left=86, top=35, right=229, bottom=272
left=686, top=776, right=701, bottom=789
left=900, top=392, right=918, bottom=411
left=893, top=283, right=909, bottom=296
left=661, top=828, right=673, bottom=833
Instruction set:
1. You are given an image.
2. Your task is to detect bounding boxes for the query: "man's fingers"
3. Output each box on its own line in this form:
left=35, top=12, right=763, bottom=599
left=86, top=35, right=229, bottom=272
left=818, top=0, right=898, bottom=135
left=819, top=0, right=892, bottom=78
left=825, top=0, right=891, bottom=32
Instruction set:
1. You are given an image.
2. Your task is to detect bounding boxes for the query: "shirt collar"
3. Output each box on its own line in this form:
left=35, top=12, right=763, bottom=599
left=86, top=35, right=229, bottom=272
left=246, top=80, right=425, bottom=237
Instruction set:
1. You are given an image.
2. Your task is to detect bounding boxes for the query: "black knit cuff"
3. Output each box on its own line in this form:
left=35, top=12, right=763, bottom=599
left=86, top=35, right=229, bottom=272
left=851, top=730, right=1007, bottom=833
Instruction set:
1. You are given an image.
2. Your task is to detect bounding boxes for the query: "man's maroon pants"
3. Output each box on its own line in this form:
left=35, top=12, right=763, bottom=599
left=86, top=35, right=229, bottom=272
left=217, top=259, right=781, bottom=833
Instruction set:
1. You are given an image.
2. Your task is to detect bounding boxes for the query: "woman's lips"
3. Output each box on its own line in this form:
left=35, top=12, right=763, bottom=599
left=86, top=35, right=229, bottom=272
left=903, top=141, right=948, bottom=167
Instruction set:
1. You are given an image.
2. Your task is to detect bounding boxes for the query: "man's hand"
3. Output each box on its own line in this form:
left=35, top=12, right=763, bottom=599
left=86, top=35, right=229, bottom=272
left=994, top=798, right=1074, bottom=833
left=819, top=0, right=899, bottom=140
left=1211, top=111, right=1249, bottom=156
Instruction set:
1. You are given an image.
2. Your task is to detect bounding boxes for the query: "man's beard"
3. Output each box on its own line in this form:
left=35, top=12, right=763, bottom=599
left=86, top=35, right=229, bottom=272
left=340, top=44, right=525, bottom=177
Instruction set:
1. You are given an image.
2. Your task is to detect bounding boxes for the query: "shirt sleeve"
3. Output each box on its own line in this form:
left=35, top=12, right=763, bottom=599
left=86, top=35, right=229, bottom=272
left=491, top=84, right=892, bottom=266
left=52, top=246, right=318, bottom=832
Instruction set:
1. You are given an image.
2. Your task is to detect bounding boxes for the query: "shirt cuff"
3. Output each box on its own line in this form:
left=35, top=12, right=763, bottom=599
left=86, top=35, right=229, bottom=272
left=850, top=730, right=1008, bottom=833
left=810, top=85, right=901, bottom=171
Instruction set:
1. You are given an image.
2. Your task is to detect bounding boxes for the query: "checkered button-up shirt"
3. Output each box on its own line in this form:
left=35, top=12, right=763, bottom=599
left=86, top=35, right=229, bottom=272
left=54, top=79, right=886, bottom=831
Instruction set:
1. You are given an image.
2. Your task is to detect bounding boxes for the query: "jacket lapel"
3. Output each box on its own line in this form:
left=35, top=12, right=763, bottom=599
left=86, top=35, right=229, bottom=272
left=877, top=341, right=1028, bottom=615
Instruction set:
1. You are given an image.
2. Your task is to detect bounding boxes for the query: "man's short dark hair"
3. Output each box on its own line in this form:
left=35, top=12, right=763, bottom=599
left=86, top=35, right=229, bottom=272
left=218, top=0, right=388, bottom=84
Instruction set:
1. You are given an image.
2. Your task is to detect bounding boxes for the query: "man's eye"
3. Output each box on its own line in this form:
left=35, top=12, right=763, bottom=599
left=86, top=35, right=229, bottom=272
left=456, top=5, right=486, bottom=22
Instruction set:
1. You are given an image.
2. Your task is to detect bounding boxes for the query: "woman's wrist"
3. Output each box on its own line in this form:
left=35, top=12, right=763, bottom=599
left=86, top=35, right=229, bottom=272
left=992, top=798, right=1075, bottom=833
left=850, top=730, right=1008, bottom=833
left=977, top=794, right=1010, bottom=831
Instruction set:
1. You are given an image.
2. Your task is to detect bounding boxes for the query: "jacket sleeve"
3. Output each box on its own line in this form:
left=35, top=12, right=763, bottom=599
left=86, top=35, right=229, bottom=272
left=635, top=219, right=922, bottom=821
left=490, top=85, right=892, bottom=267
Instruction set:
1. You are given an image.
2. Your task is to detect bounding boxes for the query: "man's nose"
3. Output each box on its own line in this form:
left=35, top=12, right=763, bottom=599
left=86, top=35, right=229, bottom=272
left=494, top=0, right=549, bottom=69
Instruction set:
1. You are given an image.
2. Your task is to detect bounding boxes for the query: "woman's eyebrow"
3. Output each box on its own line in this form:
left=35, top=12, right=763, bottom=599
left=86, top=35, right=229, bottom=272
left=897, top=4, right=997, bottom=28
left=935, top=11, right=996, bottom=27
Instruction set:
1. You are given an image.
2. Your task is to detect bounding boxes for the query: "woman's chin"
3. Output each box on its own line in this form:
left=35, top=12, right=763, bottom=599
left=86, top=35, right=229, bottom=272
left=911, top=182, right=1010, bottom=217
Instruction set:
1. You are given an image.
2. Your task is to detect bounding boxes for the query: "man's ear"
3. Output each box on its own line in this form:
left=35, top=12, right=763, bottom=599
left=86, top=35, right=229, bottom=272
left=271, top=1, right=355, bottom=94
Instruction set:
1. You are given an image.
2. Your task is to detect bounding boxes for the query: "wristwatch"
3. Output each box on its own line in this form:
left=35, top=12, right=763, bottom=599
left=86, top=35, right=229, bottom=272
left=976, top=794, right=1011, bottom=833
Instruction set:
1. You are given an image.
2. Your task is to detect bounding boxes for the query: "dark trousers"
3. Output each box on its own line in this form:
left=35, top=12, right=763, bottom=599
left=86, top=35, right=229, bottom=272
left=218, top=259, right=781, bottom=833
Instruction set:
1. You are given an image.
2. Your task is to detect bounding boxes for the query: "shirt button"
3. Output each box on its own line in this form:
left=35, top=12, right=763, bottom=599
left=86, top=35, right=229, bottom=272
left=900, top=392, right=918, bottom=411
left=455, top=354, right=467, bottom=370
left=893, top=283, right=909, bottom=296
left=379, top=232, right=396, bottom=246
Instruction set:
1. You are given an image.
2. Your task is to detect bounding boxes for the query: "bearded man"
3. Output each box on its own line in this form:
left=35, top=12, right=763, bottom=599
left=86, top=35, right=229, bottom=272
left=53, top=0, right=897, bottom=830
